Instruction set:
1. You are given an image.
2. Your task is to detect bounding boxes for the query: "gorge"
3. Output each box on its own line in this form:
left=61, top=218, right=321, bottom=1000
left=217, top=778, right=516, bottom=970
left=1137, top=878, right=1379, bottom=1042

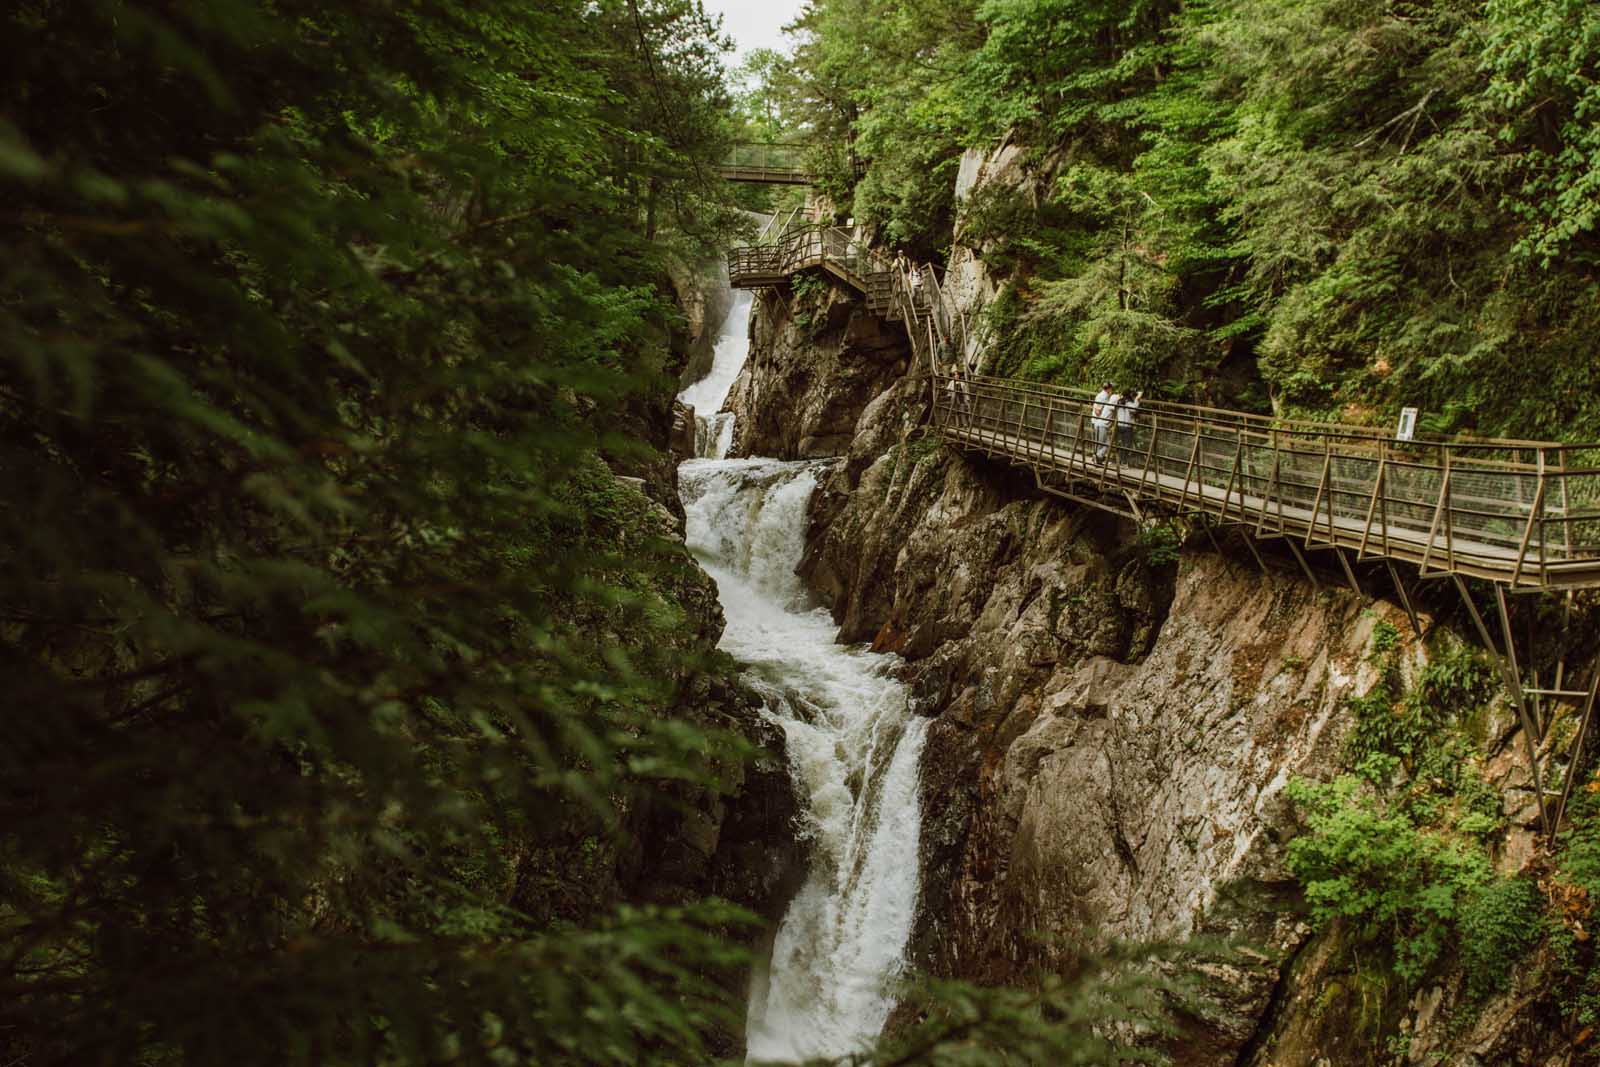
left=680, top=295, right=927, bottom=1063
left=674, top=139, right=1587, bottom=1062
left=10, top=3, right=1600, bottom=1064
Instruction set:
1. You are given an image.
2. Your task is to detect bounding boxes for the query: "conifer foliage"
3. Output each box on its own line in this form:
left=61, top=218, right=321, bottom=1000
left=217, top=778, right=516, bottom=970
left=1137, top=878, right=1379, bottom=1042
left=0, top=2, right=748, bottom=1064
left=769, top=0, right=1600, bottom=439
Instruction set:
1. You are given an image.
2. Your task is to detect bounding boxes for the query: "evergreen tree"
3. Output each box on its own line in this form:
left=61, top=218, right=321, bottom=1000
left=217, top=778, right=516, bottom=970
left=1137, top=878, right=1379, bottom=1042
left=766, top=0, right=1600, bottom=437
left=0, top=2, right=752, bottom=1063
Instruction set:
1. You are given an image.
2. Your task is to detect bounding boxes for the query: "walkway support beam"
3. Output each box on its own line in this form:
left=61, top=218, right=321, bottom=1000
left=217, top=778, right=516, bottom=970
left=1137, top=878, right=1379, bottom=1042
left=1454, top=576, right=1548, bottom=834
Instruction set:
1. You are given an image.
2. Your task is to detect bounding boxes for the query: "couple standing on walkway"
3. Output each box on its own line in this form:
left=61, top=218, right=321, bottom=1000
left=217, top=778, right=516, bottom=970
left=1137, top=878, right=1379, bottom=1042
left=1092, top=381, right=1143, bottom=466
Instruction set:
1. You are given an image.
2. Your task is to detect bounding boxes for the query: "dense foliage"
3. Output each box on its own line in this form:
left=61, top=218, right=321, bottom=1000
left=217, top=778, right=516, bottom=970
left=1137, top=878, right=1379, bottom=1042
left=1285, top=622, right=1542, bottom=1000
left=0, top=2, right=757, bottom=1063
left=1550, top=782, right=1600, bottom=1032
left=767, top=0, right=1600, bottom=438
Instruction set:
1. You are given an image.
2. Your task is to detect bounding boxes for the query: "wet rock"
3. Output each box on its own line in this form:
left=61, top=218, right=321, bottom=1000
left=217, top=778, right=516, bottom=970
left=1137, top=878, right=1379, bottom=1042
left=670, top=399, right=697, bottom=463
left=671, top=255, right=735, bottom=389
left=723, top=283, right=910, bottom=460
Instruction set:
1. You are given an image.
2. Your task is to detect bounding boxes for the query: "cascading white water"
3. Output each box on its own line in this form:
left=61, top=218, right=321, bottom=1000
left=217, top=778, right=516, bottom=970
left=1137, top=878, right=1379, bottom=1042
left=676, top=294, right=927, bottom=1064
left=680, top=290, right=753, bottom=460
left=681, top=458, right=927, bottom=1064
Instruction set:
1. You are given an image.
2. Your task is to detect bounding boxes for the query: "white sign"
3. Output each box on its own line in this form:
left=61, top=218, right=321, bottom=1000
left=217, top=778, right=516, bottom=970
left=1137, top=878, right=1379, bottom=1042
left=1395, top=407, right=1418, bottom=442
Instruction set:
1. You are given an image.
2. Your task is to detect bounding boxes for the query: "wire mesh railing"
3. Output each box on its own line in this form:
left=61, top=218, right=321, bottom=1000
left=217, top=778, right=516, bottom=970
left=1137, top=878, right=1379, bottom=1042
left=717, top=142, right=812, bottom=182
left=934, top=374, right=1600, bottom=588
left=727, top=225, right=966, bottom=375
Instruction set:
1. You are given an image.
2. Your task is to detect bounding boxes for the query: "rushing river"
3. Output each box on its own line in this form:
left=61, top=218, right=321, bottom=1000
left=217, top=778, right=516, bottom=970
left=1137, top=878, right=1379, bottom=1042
left=677, top=293, right=927, bottom=1064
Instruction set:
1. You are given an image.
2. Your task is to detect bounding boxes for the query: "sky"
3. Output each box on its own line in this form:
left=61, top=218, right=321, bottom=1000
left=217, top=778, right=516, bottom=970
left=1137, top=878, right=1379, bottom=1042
left=703, top=0, right=807, bottom=63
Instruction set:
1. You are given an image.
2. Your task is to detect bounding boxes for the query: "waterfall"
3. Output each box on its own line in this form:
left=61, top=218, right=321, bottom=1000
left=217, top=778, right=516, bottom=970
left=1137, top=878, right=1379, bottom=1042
left=676, top=293, right=927, bottom=1064
left=680, top=290, right=753, bottom=460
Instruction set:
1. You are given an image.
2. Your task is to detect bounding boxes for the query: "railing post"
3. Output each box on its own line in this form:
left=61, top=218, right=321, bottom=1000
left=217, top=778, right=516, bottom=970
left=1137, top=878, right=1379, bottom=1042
left=1307, top=438, right=1332, bottom=550
left=1179, top=420, right=1202, bottom=509
left=1140, top=419, right=1159, bottom=498
left=1419, top=458, right=1451, bottom=576
left=1257, top=431, right=1283, bottom=537
left=1443, top=447, right=1456, bottom=572
left=1223, top=429, right=1244, bottom=522
left=1358, top=445, right=1386, bottom=560
left=1512, top=450, right=1547, bottom=588
left=1559, top=448, right=1574, bottom=563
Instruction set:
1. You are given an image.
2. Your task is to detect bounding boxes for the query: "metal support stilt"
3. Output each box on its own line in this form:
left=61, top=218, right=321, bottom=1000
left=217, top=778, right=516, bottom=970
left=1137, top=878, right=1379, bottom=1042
left=1287, top=538, right=1319, bottom=590
left=1527, top=610, right=1543, bottom=742
left=1336, top=548, right=1364, bottom=598
left=1453, top=575, right=1548, bottom=834
left=1124, top=491, right=1147, bottom=527
left=1552, top=667, right=1600, bottom=832
left=1240, top=531, right=1271, bottom=577
left=1385, top=559, right=1424, bottom=640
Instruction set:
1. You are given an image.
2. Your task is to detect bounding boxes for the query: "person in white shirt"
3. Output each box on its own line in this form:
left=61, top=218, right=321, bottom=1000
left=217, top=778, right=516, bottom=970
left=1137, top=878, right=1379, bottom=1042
left=1091, top=381, right=1113, bottom=462
left=1116, top=389, right=1143, bottom=466
left=951, top=368, right=973, bottom=424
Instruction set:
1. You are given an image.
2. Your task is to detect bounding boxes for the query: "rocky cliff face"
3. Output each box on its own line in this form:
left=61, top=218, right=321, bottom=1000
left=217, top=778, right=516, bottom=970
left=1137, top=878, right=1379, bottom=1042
left=671, top=255, right=735, bottom=390
left=726, top=229, right=1558, bottom=1063
left=785, top=378, right=1350, bottom=1059
left=724, top=282, right=911, bottom=459
left=611, top=279, right=800, bottom=926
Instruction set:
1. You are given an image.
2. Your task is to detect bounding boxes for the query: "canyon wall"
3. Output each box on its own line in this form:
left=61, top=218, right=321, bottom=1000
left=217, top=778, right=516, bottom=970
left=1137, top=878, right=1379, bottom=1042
left=720, top=143, right=1562, bottom=1064
left=725, top=282, right=911, bottom=460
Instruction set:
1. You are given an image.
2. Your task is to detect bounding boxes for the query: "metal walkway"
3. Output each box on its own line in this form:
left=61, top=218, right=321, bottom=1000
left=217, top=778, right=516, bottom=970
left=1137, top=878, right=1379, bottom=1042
left=715, top=142, right=812, bottom=185
left=729, top=224, right=967, bottom=375
left=935, top=376, right=1600, bottom=591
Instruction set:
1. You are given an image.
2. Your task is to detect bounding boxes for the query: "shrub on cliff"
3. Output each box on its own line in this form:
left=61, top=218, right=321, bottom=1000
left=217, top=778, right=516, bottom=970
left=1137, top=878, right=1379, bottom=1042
left=1285, top=625, right=1542, bottom=999
left=1285, top=774, right=1541, bottom=993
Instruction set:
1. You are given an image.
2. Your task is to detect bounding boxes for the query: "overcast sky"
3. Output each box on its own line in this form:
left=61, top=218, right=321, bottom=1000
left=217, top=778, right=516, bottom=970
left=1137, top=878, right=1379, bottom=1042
left=703, top=0, right=807, bottom=63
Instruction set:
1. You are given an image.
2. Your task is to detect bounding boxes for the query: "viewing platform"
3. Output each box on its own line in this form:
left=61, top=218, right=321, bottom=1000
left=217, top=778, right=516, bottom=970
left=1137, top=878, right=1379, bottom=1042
left=934, top=375, right=1600, bottom=591
left=728, top=224, right=959, bottom=371
left=728, top=226, right=882, bottom=288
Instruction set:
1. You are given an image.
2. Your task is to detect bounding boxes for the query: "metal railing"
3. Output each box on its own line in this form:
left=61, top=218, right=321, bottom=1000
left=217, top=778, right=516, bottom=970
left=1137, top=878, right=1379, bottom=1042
left=728, top=226, right=966, bottom=374
left=725, top=225, right=1600, bottom=587
left=727, top=225, right=888, bottom=286
left=933, top=374, right=1600, bottom=588
left=717, top=142, right=812, bottom=184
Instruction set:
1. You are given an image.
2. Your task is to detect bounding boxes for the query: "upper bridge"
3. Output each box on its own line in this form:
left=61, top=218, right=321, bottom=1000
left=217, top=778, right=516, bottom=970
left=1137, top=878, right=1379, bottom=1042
left=716, top=142, right=813, bottom=185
